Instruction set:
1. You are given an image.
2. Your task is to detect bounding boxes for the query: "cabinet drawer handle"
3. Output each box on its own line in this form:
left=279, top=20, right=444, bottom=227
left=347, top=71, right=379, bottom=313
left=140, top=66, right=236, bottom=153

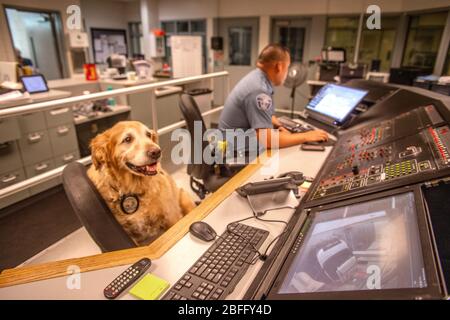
left=57, top=126, right=69, bottom=135
left=28, top=133, right=42, bottom=143
left=2, top=174, right=17, bottom=183
left=63, top=154, right=75, bottom=162
left=0, top=142, right=11, bottom=149
left=35, top=163, right=48, bottom=172
left=50, top=107, right=69, bottom=115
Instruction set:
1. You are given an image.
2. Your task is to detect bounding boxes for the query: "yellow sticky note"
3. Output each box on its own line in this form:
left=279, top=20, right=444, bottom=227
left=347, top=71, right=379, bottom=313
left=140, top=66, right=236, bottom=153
left=129, top=274, right=170, bottom=300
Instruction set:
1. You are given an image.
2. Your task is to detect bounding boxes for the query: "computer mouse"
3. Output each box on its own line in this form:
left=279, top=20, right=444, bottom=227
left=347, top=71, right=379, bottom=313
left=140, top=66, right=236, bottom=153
left=189, top=221, right=217, bottom=242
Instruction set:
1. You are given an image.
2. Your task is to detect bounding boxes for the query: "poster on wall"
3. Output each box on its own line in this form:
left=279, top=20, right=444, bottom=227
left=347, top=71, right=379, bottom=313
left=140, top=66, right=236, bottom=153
left=91, top=28, right=128, bottom=64
left=170, top=35, right=202, bottom=78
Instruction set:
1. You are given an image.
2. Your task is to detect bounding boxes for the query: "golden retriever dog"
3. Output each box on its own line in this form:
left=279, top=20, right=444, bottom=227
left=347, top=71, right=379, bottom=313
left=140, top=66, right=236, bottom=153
left=87, top=121, right=196, bottom=246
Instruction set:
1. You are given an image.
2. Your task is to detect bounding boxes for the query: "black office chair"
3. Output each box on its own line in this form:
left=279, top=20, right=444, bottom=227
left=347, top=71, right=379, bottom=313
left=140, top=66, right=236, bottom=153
left=178, top=94, right=245, bottom=199
left=62, top=162, right=136, bottom=252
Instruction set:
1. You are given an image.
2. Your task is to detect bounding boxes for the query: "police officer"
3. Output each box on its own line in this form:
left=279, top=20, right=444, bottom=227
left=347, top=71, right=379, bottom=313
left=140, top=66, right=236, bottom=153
left=219, top=43, right=328, bottom=149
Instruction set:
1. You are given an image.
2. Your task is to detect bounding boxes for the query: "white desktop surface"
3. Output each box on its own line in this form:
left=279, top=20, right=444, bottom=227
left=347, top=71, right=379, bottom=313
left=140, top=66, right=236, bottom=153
left=0, top=137, right=333, bottom=300
left=0, top=90, right=71, bottom=109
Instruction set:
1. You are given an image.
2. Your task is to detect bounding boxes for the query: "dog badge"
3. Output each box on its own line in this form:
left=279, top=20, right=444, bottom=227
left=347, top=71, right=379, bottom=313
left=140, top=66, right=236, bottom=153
left=120, top=194, right=139, bottom=214
left=256, top=93, right=272, bottom=111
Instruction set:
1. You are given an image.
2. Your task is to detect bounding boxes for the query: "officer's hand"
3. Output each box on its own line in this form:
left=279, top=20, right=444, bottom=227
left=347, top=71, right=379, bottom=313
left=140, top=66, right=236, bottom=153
left=278, top=126, right=290, bottom=133
left=303, top=130, right=329, bottom=142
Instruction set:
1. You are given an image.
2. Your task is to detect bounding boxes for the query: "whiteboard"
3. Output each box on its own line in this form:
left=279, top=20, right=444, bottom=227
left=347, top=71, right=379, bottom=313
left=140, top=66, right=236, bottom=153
left=171, top=35, right=203, bottom=78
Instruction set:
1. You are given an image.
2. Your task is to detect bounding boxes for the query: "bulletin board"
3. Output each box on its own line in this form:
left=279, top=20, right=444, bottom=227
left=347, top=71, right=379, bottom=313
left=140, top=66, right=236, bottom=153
left=171, top=35, right=203, bottom=78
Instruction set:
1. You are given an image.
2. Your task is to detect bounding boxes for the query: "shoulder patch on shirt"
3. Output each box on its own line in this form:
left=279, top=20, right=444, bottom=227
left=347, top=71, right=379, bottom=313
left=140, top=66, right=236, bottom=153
left=256, top=93, right=272, bottom=111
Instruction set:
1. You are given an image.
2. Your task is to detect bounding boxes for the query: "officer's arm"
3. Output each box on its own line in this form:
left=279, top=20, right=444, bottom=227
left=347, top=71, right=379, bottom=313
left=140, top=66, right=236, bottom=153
left=256, top=128, right=329, bottom=149
left=272, top=115, right=283, bottom=128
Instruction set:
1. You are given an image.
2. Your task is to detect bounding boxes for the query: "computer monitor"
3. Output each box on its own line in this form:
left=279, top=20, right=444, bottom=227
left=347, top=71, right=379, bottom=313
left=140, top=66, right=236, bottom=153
left=20, top=74, right=49, bottom=94
left=305, top=84, right=368, bottom=126
left=265, top=188, right=442, bottom=299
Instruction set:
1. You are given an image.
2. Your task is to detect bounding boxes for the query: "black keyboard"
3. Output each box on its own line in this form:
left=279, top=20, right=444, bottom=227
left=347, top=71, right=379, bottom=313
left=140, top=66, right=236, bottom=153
left=162, top=223, right=269, bottom=300
left=278, top=116, right=313, bottom=133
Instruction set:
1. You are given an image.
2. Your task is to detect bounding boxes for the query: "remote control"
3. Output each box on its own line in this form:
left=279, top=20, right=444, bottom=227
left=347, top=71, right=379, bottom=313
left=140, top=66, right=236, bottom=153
left=103, top=257, right=152, bottom=299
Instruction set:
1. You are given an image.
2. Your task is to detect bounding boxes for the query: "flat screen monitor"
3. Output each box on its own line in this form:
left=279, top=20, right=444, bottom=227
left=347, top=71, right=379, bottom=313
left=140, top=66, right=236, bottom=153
left=306, top=84, right=368, bottom=124
left=267, top=189, right=442, bottom=299
left=20, top=74, right=49, bottom=94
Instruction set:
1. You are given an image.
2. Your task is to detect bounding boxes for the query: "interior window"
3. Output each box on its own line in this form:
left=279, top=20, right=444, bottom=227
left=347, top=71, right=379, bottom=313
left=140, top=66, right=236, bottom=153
left=272, top=19, right=306, bottom=63
left=325, top=17, right=359, bottom=63
left=228, top=26, right=252, bottom=66
left=4, top=7, right=67, bottom=80
left=402, top=11, right=447, bottom=69
left=359, top=16, right=399, bottom=71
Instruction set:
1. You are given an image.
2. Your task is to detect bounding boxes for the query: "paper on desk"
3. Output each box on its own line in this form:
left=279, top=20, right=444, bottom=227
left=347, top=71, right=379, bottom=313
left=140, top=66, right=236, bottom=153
left=0, top=90, right=28, bottom=103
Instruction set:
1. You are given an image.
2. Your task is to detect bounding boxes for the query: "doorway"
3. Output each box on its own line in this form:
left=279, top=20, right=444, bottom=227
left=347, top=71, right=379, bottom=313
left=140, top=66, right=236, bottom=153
left=4, top=6, right=68, bottom=80
left=214, top=17, right=259, bottom=105
left=272, top=19, right=307, bottom=63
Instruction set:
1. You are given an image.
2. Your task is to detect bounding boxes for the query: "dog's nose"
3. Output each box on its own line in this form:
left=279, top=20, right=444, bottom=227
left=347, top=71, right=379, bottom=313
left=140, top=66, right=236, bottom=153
left=147, top=148, right=161, bottom=159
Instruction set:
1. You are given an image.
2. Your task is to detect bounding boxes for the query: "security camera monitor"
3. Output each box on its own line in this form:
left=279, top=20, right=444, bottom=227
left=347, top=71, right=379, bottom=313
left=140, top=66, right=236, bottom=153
left=267, top=188, right=442, bottom=299
left=305, top=84, right=368, bottom=126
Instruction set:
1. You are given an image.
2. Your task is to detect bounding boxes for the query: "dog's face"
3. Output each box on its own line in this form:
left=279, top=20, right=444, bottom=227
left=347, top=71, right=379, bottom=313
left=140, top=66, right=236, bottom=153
left=90, top=121, right=161, bottom=176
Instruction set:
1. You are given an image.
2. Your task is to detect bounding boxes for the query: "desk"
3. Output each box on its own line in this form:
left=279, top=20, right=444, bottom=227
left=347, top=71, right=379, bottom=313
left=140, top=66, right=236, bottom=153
left=0, top=138, right=333, bottom=299
left=0, top=90, right=71, bottom=109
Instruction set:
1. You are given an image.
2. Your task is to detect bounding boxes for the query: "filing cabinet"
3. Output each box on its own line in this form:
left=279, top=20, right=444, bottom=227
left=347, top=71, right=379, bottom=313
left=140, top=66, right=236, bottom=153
left=0, top=141, right=23, bottom=175
left=18, top=129, right=53, bottom=166
left=0, top=167, right=27, bottom=190
left=54, top=150, right=80, bottom=167
left=0, top=167, right=30, bottom=210
left=45, top=106, right=73, bottom=127
left=0, top=118, right=21, bottom=144
left=156, top=93, right=183, bottom=128
left=18, top=112, right=46, bottom=133
left=0, top=105, right=80, bottom=209
left=48, top=124, right=78, bottom=155
left=25, top=158, right=59, bottom=195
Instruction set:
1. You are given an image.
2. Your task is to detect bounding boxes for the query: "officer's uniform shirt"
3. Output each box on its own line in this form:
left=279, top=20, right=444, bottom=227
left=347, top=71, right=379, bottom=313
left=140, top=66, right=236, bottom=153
left=219, top=68, right=274, bottom=130
left=218, top=68, right=274, bottom=157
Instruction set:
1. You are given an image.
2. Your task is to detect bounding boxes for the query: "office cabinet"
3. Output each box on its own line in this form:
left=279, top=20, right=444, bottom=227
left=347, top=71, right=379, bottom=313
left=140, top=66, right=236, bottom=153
left=18, top=112, right=46, bottom=133
left=0, top=168, right=30, bottom=210
left=44, top=106, right=74, bottom=128
left=156, top=93, right=183, bottom=128
left=0, top=141, right=22, bottom=175
left=48, top=124, right=78, bottom=155
left=0, top=118, right=20, bottom=144
left=0, top=167, right=26, bottom=190
left=18, top=130, right=53, bottom=166
left=54, top=150, right=80, bottom=167
left=25, top=158, right=59, bottom=196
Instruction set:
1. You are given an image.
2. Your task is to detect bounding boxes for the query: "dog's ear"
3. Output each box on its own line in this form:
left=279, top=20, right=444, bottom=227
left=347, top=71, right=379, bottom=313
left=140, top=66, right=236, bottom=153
left=150, top=129, right=158, bottom=144
left=90, top=130, right=111, bottom=170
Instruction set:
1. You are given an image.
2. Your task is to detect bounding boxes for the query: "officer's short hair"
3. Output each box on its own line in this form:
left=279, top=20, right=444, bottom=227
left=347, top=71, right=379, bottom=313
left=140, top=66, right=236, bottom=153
left=257, top=44, right=290, bottom=66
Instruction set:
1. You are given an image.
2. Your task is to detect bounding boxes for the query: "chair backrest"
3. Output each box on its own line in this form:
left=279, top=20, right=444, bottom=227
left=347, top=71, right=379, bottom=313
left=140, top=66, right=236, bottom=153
left=178, top=94, right=212, bottom=180
left=62, top=162, right=136, bottom=252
